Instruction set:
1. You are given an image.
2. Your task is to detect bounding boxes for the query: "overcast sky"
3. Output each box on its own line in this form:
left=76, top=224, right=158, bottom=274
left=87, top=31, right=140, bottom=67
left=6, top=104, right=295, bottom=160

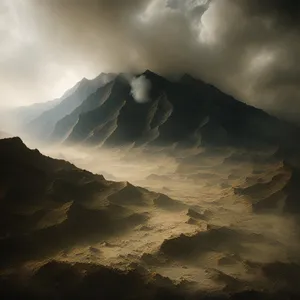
left=1, top=0, right=300, bottom=121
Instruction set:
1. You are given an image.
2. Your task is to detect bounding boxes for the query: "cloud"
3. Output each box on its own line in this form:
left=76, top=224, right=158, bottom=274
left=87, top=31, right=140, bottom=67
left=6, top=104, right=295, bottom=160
left=1, top=0, right=300, bottom=121
left=130, top=75, right=152, bottom=103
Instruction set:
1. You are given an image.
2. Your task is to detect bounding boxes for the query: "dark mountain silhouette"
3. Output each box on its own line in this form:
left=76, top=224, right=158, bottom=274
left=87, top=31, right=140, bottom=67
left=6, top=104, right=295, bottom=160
left=42, top=70, right=300, bottom=153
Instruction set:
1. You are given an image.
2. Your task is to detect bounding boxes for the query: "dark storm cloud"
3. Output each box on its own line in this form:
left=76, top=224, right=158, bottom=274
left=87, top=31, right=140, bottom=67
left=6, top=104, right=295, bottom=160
left=227, top=0, right=300, bottom=119
left=1, top=0, right=300, bottom=121
left=234, top=0, right=300, bottom=26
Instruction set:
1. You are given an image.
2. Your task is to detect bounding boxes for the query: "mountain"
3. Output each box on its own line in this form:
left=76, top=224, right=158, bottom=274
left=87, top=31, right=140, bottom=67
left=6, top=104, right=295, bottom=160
left=0, top=79, right=95, bottom=135
left=26, top=73, right=116, bottom=139
left=14, top=76, right=89, bottom=124
left=0, top=136, right=158, bottom=266
left=9, top=99, right=61, bottom=125
left=43, top=70, right=300, bottom=153
left=0, top=79, right=86, bottom=131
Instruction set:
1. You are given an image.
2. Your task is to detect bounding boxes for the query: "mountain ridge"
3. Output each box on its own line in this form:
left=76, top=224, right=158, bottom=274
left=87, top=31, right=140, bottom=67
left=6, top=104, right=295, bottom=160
left=25, top=73, right=116, bottom=139
left=44, top=70, right=300, bottom=153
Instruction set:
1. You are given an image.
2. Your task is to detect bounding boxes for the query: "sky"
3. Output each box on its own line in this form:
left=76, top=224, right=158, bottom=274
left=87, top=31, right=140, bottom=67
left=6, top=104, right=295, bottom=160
left=1, top=0, right=300, bottom=121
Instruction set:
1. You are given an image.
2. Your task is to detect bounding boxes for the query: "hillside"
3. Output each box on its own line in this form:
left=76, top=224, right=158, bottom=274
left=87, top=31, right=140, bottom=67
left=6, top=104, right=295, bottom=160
left=0, top=137, right=163, bottom=268
left=26, top=73, right=116, bottom=139
left=1, top=135, right=300, bottom=298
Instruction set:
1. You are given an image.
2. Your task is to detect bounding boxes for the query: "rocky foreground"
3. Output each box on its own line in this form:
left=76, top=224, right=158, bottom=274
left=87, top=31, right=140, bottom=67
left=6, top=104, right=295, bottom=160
left=1, top=137, right=300, bottom=299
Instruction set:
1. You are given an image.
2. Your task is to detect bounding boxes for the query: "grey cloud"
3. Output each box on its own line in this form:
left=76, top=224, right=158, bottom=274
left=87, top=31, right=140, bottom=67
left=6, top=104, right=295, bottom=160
left=1, top=0, right=300, bottom=122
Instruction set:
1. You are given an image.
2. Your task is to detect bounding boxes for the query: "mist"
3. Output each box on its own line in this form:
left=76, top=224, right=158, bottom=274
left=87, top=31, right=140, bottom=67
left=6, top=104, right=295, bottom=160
left=130, top=75, right=152, bottom=103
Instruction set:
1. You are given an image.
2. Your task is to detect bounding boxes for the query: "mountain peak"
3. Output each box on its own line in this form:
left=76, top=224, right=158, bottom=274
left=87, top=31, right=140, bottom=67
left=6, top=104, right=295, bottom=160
left=24, top=69, right=300, bottom=153
left=139, top=70, right=169, bottom=93
left=0, top=137, right=32, bottom=161
left=79, top=77, right=89, bottom=86
left=142, top=69, right=167, bottom=81
left=143, top=69, right=157, bottom=76
left=0, top=136, right=25, bottom=148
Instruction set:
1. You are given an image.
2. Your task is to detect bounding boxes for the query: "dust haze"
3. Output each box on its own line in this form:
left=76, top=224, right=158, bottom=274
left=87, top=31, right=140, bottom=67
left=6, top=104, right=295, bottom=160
left=16, top=139, right=296, bottom=290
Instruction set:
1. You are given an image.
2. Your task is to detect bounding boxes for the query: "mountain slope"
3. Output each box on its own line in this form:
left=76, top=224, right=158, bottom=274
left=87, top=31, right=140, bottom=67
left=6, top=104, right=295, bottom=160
left=51, top=79, right=116, bottom=143
left=10, top=99, right=61, bottom=124
left=0, top=136, right=163, bottom=268
left=0, top=78, right=90, bottom=131
left=26, top=73, right=116, bottom=139
left=48, top=71, right=300, bottom=152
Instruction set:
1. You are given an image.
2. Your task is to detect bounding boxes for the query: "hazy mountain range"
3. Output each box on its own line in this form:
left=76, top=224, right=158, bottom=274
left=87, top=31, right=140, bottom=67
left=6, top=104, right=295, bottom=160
left=24, top=73, right=116, bottom=139
left=13, top=70, right=299, bottom=154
